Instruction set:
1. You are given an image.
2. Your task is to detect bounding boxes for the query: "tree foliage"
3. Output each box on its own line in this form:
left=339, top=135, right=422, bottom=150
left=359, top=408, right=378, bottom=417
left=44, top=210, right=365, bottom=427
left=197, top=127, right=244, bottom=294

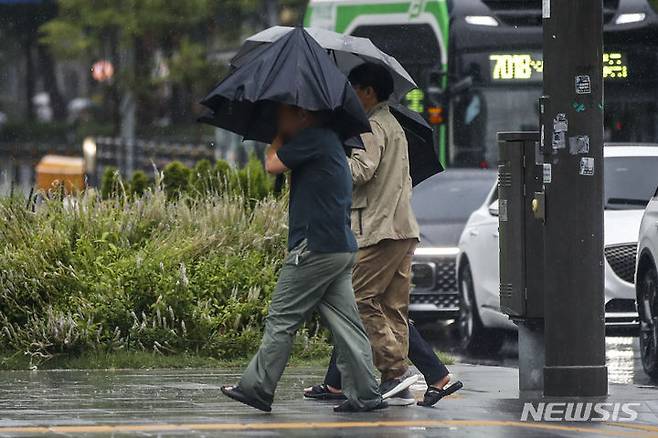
left=39, top=0, right=216, bottom=128
left=40, top=0, right=212, bottom=57
left=13, top=0, right=310, bottom=131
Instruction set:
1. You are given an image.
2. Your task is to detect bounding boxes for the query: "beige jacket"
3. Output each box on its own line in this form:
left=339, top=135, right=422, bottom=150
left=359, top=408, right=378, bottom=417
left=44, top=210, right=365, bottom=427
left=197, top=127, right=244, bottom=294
left=350, top=102, right=420, bottom=248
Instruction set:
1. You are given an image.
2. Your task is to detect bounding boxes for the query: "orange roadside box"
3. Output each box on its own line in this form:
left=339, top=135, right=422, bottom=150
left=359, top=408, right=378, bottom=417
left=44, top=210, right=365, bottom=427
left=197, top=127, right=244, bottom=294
left=35, top=155, right=85, bottom=194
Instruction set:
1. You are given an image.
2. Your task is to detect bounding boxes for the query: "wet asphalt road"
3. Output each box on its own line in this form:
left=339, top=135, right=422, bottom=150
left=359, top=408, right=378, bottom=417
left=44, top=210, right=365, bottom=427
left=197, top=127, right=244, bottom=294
left=416, top=322, right=654, bottom=386
left=0, top=324, right=656, bottom=437
left=1, top=363, right=657, bottom=438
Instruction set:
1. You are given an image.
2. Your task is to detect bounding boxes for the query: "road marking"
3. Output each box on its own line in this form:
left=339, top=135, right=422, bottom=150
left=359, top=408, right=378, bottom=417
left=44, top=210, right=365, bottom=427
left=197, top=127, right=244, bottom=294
left=609, top=422, right=658, bottom=433
left=0, top=420, right=655, bottom=436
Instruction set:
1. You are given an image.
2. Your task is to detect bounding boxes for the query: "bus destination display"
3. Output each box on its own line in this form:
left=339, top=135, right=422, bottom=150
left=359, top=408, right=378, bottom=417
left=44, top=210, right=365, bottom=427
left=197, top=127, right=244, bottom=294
left=489, top=52, right=629, bottom=82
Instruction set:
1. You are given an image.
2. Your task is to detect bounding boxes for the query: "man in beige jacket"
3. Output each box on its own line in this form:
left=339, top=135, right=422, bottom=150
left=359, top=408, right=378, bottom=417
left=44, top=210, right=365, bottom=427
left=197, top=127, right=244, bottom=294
left=347, top=63, right=421, bottom=405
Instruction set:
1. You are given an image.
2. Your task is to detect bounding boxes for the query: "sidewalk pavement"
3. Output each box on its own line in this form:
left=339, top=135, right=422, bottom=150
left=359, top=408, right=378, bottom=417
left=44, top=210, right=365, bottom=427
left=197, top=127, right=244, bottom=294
left=0, top=364, right=656, bottom=437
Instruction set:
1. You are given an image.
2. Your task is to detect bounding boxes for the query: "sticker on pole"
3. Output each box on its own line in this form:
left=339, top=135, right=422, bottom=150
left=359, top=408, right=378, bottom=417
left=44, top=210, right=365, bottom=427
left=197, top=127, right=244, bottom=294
left=553, top=113, right=568, bottom=133
left=552, top=113, right=568, bottom=151
left=499, top=199, right=508, bottom=222
left=542, top=0, right=550, bottom=18
left=575, top=75, right=592, bottom=94
left=569, top=135, right=590, bottom=155
left=579, top=157, right=595, bottom=176
left=543, top=163, right=552, bottom=184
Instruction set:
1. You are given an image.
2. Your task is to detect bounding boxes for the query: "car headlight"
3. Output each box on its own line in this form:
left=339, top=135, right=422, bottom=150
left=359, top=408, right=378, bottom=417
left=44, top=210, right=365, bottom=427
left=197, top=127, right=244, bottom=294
left=615, top=13, right=646, bottom=25
left=414, top=247, right=460, bottom=257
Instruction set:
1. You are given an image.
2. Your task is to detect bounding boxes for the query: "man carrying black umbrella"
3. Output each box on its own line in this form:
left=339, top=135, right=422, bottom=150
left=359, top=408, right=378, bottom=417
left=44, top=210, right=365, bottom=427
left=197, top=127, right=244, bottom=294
left=221, top=103, right=387, bottom=413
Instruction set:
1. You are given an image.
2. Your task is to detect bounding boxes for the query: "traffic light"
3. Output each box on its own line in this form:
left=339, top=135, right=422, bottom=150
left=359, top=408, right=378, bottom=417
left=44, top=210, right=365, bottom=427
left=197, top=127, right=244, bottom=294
left=428, top=106, right=444, bottom=125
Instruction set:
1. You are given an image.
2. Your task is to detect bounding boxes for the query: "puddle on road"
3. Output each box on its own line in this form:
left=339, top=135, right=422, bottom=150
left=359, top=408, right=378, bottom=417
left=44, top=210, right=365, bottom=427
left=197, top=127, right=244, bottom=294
left=606, top=336, right=648, bottom=385
left=419, top=322, right=657, bottom=387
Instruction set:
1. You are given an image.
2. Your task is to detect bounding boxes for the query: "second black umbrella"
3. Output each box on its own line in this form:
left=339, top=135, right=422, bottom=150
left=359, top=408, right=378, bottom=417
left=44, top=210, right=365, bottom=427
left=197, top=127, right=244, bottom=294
left=389, top=103, right=444, bottom=186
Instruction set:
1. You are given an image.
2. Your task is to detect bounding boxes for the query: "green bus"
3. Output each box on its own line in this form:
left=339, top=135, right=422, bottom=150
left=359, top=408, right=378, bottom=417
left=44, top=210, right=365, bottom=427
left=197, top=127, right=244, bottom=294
left=305, top=0, right=658, bottom=168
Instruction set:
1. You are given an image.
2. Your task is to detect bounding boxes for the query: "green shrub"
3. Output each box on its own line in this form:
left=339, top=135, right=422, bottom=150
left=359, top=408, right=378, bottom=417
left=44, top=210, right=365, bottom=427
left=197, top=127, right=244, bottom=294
left=162, top=161, right=190, bottom=199
left=0, top=187, right=326, bottom=366
left=102, top=157, right=273, bottom=202
left=237, top=155, right=272, bottom=201
left=188, top=159, right=215, bottom=195
left=214, top=159, right=231, bottom=181
left=100, top=166, right=122, bottom=199
left=214, top=159, right=233, bottom=194
left=129, top=170, right=151, bottom=197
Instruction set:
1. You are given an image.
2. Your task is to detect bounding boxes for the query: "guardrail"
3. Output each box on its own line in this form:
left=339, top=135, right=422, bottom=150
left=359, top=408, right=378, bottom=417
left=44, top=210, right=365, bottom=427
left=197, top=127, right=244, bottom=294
left=93, top=137, right=214, bottom=179
left=0, top=138, right=216, bottom=193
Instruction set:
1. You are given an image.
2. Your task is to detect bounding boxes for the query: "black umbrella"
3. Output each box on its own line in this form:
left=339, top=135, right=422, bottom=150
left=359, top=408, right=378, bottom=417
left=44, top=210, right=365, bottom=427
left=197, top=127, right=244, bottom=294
left=389, top=103, right=445, bottom=186
left=230, top=26, right=417, bottom=101
left=199, top=27, right=371, bottom=144
left=345, top=104, right=444, bottom=186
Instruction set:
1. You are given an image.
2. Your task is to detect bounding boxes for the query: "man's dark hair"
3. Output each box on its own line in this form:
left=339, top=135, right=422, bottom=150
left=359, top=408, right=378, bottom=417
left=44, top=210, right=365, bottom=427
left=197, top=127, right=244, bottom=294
left=348, top=63, right=394, bottom=102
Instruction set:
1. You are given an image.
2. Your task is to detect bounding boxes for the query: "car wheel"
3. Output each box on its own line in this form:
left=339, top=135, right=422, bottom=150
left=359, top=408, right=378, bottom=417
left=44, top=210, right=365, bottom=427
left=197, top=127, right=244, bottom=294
left=458, top=262, right=504, bottom=355
left=638, top=265, right=658, bottom=379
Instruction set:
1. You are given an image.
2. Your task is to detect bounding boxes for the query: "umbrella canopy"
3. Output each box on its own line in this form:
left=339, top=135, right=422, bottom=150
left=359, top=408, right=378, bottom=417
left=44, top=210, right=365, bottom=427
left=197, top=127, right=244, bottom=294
left=199, top=27, right=370, bottom=144
left=345, top=105, right=445, bottom=186
left=389, top=103, right=445, bottom=186
left=230, top=26, right=416, bottom=101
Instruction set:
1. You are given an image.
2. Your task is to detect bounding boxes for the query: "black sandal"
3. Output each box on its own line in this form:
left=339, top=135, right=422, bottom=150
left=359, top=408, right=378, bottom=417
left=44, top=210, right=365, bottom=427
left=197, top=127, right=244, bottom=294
left=417, top=380, right=463, bottom=407
left=304, top=384, right=347, bottom=400
left=221, top=385, right=272, bottom=412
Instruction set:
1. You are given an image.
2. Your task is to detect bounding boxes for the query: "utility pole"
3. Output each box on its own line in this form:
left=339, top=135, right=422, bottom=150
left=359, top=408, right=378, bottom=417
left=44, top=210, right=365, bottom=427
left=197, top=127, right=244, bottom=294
left=542, top=0, right=607, bottom=396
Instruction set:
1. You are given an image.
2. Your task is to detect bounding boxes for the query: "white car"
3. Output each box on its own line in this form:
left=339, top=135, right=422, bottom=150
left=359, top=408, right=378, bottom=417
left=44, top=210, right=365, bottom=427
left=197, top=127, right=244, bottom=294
left=635, top=181, right=658, bottom=379
left=457, top=144, right=658, bottom=354
left=409, top=169, right=497, bottom=323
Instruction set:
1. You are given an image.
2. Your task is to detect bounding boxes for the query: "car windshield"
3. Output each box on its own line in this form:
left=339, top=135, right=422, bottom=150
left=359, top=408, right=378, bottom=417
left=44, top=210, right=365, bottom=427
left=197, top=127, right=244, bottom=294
left=412, top=171, right=497, bottom=222
left=605, top=156, right=658, bottom=210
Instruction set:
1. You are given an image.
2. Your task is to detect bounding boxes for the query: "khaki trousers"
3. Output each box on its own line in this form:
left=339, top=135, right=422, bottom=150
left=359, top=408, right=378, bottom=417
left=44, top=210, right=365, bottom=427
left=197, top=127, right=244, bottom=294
left=353, top=238, right=417, bottom=381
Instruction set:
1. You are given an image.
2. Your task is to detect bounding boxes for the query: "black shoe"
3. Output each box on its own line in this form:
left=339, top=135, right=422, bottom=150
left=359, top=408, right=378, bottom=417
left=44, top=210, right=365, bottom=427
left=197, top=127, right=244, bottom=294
left=417, top=381, right=463, bottom=407
left=333, top=399, right=388, bottom=413
left=221, top=385, right=272, bottom=412
left=304, top=384, right=347, bottom=400
left=380, top=369, right=420, bottom=400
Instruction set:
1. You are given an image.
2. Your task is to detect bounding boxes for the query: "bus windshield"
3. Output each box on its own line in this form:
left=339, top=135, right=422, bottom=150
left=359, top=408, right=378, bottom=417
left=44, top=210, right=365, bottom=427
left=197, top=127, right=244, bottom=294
left=451, top=48, right=658, bottom=167
left=351, top=23, right=443, bottom=107
left=452, top=85, right=542, bottom=166
left=605, top=91, right=658, bottom=144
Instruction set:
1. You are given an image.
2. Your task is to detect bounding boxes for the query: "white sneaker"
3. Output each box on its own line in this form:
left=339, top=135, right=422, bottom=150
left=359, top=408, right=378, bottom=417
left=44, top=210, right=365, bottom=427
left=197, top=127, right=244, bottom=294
left=381, top=369, right=420, bottom=400
left=386, top=388, right=415, bottom=406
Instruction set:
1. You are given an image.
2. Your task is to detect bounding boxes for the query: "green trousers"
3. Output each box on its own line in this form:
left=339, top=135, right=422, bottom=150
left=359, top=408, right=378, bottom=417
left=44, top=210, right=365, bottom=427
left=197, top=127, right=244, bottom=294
left=239, top=240, right=382, bottom=410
